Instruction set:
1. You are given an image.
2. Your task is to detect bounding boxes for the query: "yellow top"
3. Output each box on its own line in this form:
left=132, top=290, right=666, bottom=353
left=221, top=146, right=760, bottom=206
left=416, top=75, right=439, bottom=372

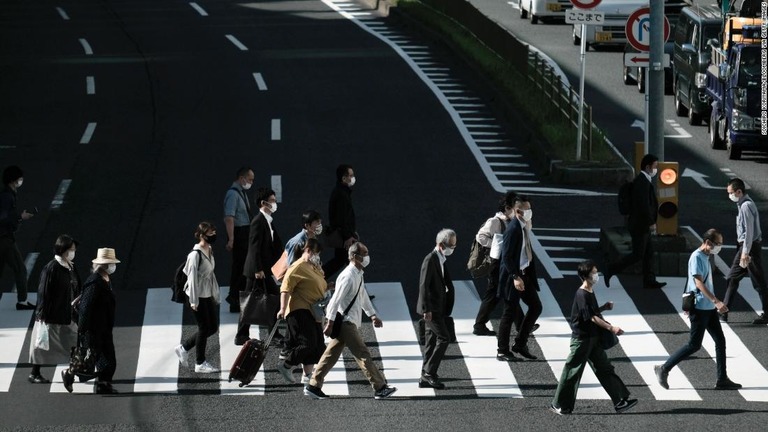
left=280, top=259, right=327, bottom=316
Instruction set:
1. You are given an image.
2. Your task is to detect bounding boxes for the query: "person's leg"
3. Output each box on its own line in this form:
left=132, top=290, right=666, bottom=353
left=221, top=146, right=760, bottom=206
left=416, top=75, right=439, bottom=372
left=309, top=336, right=345, bottom=389
left=662, top=309, right=706, bottom=372
left=609, top=229, right=645, bottom=276
left=422, top=317, right=449, bottom=376
left=640, top=230, right=655, bottom=284
left=344, top=323, right=386, bottom=391
left=514, top=277, right=542, bottom=347
left=745, top=241, right=768, bottom=312
left=703, top=310, right=728, bottom=381
left=497, top=299, right=516, bottom=353
left=284, top=310, right=325, bottom=367
left=97, top=335, right=117, bottom=383
left=235, top=278, right=257, bottom=343
left=724, top=243, right=747, bottom=309
left=588, top=343, right=630, bottom=404
left=193, top=298, right=215, bottom=364
left=228, top=227, right=249, bottom=306
left=474, top=265, right=500, bottom=331
left=552, top=337, right=590, bottom=411
left=5, top=240, right=29, bottom=303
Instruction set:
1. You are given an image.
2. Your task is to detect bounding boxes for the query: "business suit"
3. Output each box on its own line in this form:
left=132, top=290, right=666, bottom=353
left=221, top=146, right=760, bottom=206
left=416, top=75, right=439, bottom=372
left=497, top=217, right=542, bottom=354
left=323, top=182, right=356, bottom=278
left=609, top=173, right=658, bottom=285
left=417, top=250, right=455, bottom=379
left=237, top=210, right=283, bottom=341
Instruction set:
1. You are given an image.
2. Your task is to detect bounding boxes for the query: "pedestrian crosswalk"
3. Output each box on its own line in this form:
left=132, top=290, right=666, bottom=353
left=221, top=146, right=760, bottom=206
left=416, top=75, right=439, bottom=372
left=1, top=274, right=766, bottom=400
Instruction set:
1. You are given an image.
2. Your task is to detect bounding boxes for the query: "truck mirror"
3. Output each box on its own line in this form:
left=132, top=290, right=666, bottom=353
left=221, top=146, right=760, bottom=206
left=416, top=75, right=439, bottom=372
left=706, top=38, right=720, bottom=49
left=681, top=43, right=696, bottom=54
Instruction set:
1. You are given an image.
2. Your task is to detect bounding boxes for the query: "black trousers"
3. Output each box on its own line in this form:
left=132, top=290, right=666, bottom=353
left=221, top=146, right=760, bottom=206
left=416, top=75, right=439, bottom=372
left=422, top=316, right=449, bottom=377
left=284, top=309, right=325, bottom=366
left=474, top=264, right=525, bottom=331
left=609, top=228, right=654, bottom=284
left=322, top=247, right=348, bottom=280
left=662, top=309, right=727, bottom=381
left=497, top=273, right=542, bottom=351
left=90, top=333, right=116, bottom=383
left=236, top=277, right=278, bottom=341
left=0, top=236, right=28, bottom=302
left=724, top=240, right=767, bottom=311
left=183, top=297, right=219, bottom=364
left=227, top=226, right=250, bottom=303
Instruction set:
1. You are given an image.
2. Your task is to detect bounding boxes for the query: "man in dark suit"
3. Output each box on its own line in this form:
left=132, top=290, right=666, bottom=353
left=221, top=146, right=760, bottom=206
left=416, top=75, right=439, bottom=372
left=235, top=187, right=283, bottom=345
left=606, top=154, right=666, bottom=290
left=323, top=164, right=358, bottom=279
left=497, top=195, right=542, bottom=361
left=417, top=229, right=456, bottom=390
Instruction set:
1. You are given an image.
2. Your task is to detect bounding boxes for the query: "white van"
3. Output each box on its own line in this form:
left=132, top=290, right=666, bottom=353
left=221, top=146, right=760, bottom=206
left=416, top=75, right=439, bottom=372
left=518, top=0, right=574, bottom=24
left=571, top=0, right=647, bottom=49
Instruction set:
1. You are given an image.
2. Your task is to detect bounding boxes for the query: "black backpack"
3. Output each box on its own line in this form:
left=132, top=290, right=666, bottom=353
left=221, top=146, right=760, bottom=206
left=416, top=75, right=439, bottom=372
left=617, top=181, right=633, bottom=216
left=172, top=250, right=202, bottom=303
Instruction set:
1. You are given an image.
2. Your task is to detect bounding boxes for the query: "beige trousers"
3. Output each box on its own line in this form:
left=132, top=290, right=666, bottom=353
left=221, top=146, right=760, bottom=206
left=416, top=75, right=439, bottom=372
left=309, top=321, right=386, bottom=391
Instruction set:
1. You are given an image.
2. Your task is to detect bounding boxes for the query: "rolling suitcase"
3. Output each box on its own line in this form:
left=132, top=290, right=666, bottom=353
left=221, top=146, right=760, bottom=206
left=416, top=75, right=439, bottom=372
left=228, top=320, right=282, bottom=387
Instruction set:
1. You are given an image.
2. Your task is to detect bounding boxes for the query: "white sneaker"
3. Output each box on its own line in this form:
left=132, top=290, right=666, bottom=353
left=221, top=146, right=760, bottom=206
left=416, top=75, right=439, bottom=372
left=301, top=373, right=311, bottom=385
left=194, top=361, right=217, bottom=374
left=174, top=345, right=188, bottom=367
left=277, top=359, right=296, bottom=383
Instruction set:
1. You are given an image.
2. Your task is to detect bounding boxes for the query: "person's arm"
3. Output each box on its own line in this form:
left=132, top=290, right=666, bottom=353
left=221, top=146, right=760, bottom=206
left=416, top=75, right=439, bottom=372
left=476, top=217, right=496, bottom=248
left=692, top=274, right=728, bottom=314
left=324, top=271, right=351, bottom=335
left=741, top=202, right=756, bottom=257
left=361, top=288, right=377, bottom=321
left=224, top=216, right=235, bottom=252
left=591, top=314, right=624, bottom=335
left=277, top=265, right=299, bottom=318
left=185, top=251, right=200, bottom=310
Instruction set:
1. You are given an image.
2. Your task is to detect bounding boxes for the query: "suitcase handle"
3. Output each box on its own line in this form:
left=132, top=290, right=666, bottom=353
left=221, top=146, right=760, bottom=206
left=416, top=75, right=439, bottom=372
left=262, top=318, right=284, bottom=348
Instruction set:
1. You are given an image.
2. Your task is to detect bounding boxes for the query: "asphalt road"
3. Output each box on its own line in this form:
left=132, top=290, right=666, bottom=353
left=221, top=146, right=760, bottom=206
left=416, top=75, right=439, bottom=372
left=0, top=0, right=766, bottom=430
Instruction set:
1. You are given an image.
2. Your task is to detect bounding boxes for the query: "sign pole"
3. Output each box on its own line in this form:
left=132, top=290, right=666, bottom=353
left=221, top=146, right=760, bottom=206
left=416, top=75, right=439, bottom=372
left=577, top=24, right=586, bottom=161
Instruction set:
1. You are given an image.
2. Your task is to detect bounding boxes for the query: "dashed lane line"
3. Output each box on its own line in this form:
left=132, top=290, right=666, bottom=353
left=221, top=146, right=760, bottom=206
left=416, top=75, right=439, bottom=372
left=56, top=6, right=70, bottom=20
left=78, top=38, right=93, bottom=55
left=86, top=76, right=95, bottom=94
left=50, top=179, right=72, bottom=210
left=189, top=2, right=208, bottom=16
left=271, top=119, right=281, bottom=141
left=225, top=34, right=248, bottom=51
left=79, top=122, right=97, bottom=144
left=253, top=72, right=268, bottom=91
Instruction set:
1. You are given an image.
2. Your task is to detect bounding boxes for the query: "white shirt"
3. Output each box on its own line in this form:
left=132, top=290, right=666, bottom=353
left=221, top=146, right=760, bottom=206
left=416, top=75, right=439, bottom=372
left=434, top=246, right=446, bottom=276
left=326, top=263, right=376, bottom=328
left=184, top=244, right=220, bottom=307
left=641, top=170, right=652, bottom=184
left=261, top=208, right=274, bottom=240
left=476, top=212, right=508, bottom=248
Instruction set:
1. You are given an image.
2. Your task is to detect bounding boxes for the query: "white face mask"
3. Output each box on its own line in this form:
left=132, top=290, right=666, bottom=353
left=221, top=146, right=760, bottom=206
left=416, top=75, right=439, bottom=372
left=242, top=181, right=252, bottom=190
left=442, top=247, right=454, bottom=257
left=650, top=168, right=658, bottom=177
left=347, top=176, right=356, bottom=187
left=314, top=224, right=323, bottom=235
left=66, top=251, right=76, bottom=261
left=591, top=273, right=600, bottom=285
left=522, top=209, right=533, bottom=222
left=361, top=255, right=370, bottom=267
left=728, top=193, right=739, bottom=203
left=711, top=245, right=722, bottom=255
left=267, top=202, right=277, bottom=213
left=16, top=179, right=23, bottom=188
left=106, top=264, right=117, bottom=274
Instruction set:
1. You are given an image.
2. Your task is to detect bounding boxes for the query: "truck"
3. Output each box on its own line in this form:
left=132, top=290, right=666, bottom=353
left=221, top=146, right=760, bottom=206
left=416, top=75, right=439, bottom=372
left=706, top=1, right=766, bottom=159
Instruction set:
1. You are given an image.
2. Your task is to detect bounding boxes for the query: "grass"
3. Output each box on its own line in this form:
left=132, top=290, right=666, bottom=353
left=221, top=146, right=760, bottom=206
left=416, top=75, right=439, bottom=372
left=392, top=0, right=620, bottom=164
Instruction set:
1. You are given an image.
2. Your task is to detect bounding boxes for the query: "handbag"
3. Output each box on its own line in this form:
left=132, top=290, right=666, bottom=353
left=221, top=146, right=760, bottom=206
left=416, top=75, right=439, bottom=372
left=240, top=281, right=280, bottom=327
left=69, top=334, right=97, bottom=377
left=310, top=291, right=332, bottom=323
left=599, top=324, right=619, bottom=350
left=330, top=280, right=363, bottom=339
left=682, top=275, right=697, bottom=312
left=467, top=240, right=492, bottom=279
left=271, top=250, right=289, bottom=282
left=34, top=321, right=50, bottom=351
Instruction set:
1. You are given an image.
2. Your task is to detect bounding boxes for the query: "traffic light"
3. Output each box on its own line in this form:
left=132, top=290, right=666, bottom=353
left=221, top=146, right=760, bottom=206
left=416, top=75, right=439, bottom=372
left=656, top=162, right=679, bottom=236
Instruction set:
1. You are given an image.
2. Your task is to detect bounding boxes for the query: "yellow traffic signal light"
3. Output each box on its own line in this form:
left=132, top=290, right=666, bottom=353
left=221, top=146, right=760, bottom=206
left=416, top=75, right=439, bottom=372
left=656, top=162, right=679, bottom=236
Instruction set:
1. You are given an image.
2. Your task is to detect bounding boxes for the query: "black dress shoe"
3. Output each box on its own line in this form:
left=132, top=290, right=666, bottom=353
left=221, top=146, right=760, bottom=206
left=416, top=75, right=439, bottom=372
left=28, top=374, right=50, bottom=384
left=61, top=370, right=74, bottom=393
left=473, top=326, right=496, bottom=336
left=418, top=374, right=445, bottom=389
left=496, top=351, right=518, bottom=362
left=16, top=302, right=36, bottom=310
left=511, top=344, right=538, bottom=360
left=715, top=378, right=742, bottom=390
left=234, top=337, right=249, bottom=346
left=95, top=383, right=119, bottom=394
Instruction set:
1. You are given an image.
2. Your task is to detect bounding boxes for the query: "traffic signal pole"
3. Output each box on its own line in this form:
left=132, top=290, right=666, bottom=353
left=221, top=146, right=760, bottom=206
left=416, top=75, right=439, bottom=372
left=648, top=0, right=665, bottom=160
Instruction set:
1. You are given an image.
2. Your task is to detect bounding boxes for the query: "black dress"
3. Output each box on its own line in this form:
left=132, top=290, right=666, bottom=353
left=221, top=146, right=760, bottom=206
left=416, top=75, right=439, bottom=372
left=78, top=272, right=116, bottom=382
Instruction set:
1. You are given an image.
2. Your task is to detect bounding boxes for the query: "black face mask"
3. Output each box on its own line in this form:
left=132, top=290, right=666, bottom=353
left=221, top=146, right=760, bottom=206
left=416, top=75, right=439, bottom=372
left=205, top=234, right=217, bottom=244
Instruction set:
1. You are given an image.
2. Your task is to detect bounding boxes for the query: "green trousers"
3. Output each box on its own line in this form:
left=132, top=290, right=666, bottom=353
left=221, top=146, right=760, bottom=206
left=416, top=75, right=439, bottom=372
left=552, top=336, right=630, bottom=410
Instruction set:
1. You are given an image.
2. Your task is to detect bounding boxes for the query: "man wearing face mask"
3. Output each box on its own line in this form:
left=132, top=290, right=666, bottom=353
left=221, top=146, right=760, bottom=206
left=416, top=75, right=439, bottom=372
left=236, top=187, right=283, bottom=345
left=655, top=229, right=742, bottom=391
left=605, top=154, right=667, bottom=290
left=223, top=167, right=254, bottom=313
left=722, top=178, right=767, bottom=325
left=323, top=164, right=358, bottom=279
left=497, top=195, right=542, bottom=361
left=416, top=229, right=457, bottom=390
left=284, top=210, right=323, bottom=267
left=0, top=165, right=36, bottom=310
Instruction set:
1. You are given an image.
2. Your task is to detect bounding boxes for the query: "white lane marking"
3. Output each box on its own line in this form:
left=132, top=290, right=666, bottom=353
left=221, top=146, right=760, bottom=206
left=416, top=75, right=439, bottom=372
left=535, top=236, right=600, bottom=243
left=665, top=119, right=692, bottom=138
left=659, top=277, right=768, bottom=401
left=225, top=34, right=248, bottom=51
left=86, top=76, right=95, bottom=95
left=253, top=73, right=268, bottom=91
left=271, top=175, right=282, bottom=203
left=530, top=231, right=563, bottom=279
left=56, top=7, right=70, bottom=20
left=534, top=228, right=601, bottom=232
left=484, top=154, right=521, bottom=158
left=271, top=119, right=281, bottom=141
left=78, top=38, right=93, bottom=55
left=0, top=292, right=37, bottom=392
left=79, top=122, right=97, bottom=144
left=497, top=172, right=535, bottom=177
left=189, top=2, right=208, bottom=16
left=500, top=180, right=540, bottom=185
left=219, top=291, right=264, bottom=395
left=551, top=257, right=588, bottom=263
left=606, top=279, right=701, bottom=400
left=50, top=179, right=72, bottom=210
left=366, top=283, right=435, bottom=397
left=453, top=281, right=522, bottom=397
left=489, top=162, right=528, bottom=167
left=543, top=246, right=584, bottom=252
left=133, top=289, right=183, bottom=393
left=719, top=168, right=752, bottom=189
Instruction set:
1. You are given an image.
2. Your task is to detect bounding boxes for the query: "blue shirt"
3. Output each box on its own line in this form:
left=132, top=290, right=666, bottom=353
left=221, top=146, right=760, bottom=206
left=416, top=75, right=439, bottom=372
left=223, top=182, right=251, bottom=227
left=688, top=249, right=714, bottom=310
left=284, top=230, right=309, bottom=266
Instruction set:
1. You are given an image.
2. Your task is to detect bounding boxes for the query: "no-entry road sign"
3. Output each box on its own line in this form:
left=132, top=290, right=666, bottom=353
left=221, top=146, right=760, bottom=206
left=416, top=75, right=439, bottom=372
left=625, top=7, right=670, bottom=52
left=570, top=0, right=601, bottom=10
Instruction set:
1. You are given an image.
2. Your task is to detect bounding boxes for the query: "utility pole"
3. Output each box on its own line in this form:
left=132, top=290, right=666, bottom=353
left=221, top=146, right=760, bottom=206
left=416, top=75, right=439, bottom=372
left=648, top=0, right=665, bottom=160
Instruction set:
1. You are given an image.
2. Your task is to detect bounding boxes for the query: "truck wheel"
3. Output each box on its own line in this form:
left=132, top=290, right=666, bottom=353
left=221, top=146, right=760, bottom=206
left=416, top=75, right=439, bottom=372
left=519, top=1, right=527, bottom=19
left=530, top=13, right=539, bottom=24
left=674, top=85, right=688, bottom=116
left=726, top=126, right=741, bottom=160
left=637, top=68, right=645, bottom=93
left=623, top=66, right=636, bottom=85
left=688, top=91, right=702, bottom=126
left=709, top=114, right=724, bottom=150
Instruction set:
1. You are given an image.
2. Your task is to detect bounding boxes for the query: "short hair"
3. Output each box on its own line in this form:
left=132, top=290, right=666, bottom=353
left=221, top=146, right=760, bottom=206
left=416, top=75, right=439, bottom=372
left=513, top=194, right=530, bottom=207
left=640, top=154, right=659, bottom=171
left=235, top=167, right=252, bottom=179
left=256, top=187, right=275, bottom=206
left=54, top=234, right=78, bottom=256
left=702, top=228, right=722, bottom=244
left=302, top=210, right=322, bottom=228
left=303, top=237, right=323, bottom=254
left=497, top=191, right=517, bottom=213
left=2, top=165, right=23, bottom=185
left=727, top=178, right=746, bottom=193
left=194, top=221, right=216, bottom=241
left=577, top=259, right=597, bottom=281
left=348, top=241, right=365, bottom=260
left=436, top=228, right=456, bottom=246
left=336, top=164, right=353, bottom=182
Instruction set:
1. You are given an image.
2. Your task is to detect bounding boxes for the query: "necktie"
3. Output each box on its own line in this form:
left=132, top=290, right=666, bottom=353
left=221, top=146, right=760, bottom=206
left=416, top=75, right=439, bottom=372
left=524, top=227, right=533, bottom=266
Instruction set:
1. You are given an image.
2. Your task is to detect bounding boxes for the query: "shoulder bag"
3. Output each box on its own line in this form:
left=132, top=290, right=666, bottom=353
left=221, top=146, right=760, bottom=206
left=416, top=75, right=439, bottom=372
left=682, top=275, right=697, bottom=312
left=330, top=280, right=363, bottom=339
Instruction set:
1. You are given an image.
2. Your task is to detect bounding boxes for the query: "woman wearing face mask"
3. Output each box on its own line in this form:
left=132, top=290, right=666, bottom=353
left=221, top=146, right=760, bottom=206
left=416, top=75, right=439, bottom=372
left=62, top=247, right=120, bottom=394
left=276, top=238, right=328, bottom=386
left=550, top=260, right=637, bottom=415
left=284, top=210, right=323, bottom=267
left=28, top=234, right=81, bottom=384
left=174, top=222, right=221, bottom=374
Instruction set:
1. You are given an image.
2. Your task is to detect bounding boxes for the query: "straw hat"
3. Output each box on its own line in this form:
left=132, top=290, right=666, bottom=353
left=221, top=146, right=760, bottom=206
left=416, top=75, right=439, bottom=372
left=92, top=248, right=121, bottom=264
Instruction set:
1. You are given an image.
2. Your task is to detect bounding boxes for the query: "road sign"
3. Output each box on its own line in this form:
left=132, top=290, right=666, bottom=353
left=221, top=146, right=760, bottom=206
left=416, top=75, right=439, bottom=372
left=569, top=0, right=601, bottom=9
left=625, top=7, right=670, bottom=52
left=623, top=52, right=670, bottom=67
left=565, top=10, right=604, bottom=24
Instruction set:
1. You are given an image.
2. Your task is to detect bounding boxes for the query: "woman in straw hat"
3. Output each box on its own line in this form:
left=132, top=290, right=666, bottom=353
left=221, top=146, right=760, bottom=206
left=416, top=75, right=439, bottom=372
left=62, top=247, right=120, bottom=394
